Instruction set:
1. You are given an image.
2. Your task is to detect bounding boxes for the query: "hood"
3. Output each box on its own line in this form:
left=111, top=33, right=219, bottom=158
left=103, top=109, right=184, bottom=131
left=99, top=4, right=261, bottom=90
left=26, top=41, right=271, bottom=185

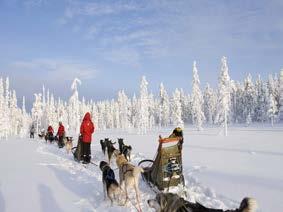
left=83, top=112, right=91, bottom=121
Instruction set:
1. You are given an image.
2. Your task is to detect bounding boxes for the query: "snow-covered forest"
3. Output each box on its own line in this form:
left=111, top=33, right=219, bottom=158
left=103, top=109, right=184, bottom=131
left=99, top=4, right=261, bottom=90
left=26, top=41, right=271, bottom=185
left=1, top=57, right=283, bottom=139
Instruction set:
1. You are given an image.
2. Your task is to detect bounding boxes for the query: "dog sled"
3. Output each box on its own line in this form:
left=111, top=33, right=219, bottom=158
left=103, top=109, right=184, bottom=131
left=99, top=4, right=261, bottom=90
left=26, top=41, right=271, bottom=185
left=72, top=136, right=83, bottom=162
left=138, top=128, right=185, bottom=191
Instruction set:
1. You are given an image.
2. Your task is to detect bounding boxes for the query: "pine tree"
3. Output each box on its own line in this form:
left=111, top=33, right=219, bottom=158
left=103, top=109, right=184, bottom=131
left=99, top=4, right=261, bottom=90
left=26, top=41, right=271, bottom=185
left=69, top=78, right=81, bottom=134
left=31, top=93, right=43, bottom=134
left=254, top=76, right=269, bottom=122
left=158, top=83, right=170, bottom=127
left=191, top=61, right=205, bottom=130
left=118, top=90, right=130, bottom=130
left=0, top=78, right=5, bottom=138
left=203, top=83, right=216, bottom=124
left=279, top=69, right=283, bottom=122
left=243, top=74, right=256, bottom=125
left=268, top=93, right=278, bottom=126
left=171, top=88, right=184, bottom=128
left=215, top=56, right=231, bottom=135
left=138, top=76, right=150, bottom=134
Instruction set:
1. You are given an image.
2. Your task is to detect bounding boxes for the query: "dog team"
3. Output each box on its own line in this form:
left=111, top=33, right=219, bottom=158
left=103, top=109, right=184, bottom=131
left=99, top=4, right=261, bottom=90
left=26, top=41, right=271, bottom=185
left=30, top=112, right=258, bottom=212
left=99, top=138, right=144, bottom=210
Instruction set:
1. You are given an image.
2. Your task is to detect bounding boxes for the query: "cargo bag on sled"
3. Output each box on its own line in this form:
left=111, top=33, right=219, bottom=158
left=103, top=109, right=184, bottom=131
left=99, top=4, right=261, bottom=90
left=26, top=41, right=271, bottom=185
left=72, top=136, right=83, bottom=162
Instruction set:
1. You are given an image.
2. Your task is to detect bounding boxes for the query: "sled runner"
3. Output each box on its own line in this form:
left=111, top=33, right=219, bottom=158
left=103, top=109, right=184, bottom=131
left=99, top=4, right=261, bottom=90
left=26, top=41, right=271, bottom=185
left=138, top=128, right=185, bottom=191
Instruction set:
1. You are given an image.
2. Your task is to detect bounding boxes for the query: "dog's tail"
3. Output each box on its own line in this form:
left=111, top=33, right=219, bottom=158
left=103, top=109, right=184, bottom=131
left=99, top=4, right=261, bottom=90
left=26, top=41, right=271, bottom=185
left=239, top=197, right=258, bottom=212
left=133, top=167, right=144, bottom=178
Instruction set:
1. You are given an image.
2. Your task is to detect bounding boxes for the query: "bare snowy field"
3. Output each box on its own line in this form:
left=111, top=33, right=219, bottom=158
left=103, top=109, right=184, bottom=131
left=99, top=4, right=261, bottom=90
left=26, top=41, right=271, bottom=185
left=0, top=125, right=282, bottom=212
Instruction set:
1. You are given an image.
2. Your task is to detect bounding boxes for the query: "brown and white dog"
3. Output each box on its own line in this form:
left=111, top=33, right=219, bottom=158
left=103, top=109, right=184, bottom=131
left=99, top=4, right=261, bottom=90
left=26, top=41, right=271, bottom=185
left=148, top=192, right=258, bottom=212
left=116, top=154, right=144, bottom=211
left=64, top=137, right=73, bottom=154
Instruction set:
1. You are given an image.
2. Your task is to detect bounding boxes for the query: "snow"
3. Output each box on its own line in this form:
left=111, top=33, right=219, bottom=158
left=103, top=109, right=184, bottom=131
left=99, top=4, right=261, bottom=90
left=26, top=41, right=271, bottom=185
left=1, top=126, right=283, bottom=212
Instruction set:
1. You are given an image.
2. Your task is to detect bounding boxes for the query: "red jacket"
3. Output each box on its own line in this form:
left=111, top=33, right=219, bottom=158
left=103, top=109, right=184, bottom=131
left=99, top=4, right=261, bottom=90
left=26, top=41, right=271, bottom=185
left=80, top=112, right=95, bottom=143
left=57, top=124, right=65, bottom=137
left=47, top=126, right=54, bottom=134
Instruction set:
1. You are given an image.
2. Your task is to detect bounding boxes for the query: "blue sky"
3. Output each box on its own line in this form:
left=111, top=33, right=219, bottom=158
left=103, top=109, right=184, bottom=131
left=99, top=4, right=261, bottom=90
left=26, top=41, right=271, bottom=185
left=0, top=0, right=283, bottom=108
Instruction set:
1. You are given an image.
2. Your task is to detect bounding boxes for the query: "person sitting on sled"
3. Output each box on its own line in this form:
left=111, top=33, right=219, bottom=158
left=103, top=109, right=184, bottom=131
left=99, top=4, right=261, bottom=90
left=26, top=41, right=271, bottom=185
left=46, top=125, right=54, bottom=142
left=169, top=127, right=183, bottom=139
left=56, top=122, right=65, bottom=148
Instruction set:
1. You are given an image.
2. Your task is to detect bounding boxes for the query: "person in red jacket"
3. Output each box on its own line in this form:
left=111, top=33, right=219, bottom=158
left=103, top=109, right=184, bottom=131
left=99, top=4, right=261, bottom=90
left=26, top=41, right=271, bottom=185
left=57, top=122, right=65, bottom=148
left=46, top=125, right=54, bottom=142
left=80, top=112, right=95, bottom=164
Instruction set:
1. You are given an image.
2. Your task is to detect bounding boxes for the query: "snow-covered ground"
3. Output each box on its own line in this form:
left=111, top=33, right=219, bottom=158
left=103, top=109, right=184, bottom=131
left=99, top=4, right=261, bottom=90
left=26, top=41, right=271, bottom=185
left=0, top=125, right=282, bottom=212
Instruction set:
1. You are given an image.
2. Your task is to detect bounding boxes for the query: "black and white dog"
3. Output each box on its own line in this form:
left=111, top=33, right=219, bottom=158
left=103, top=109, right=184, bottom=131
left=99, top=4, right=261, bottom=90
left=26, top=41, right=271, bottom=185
left=99, top=161, right=124, bottom=205
left=148, top=193, right=257, bottom=212
left=118, top=138, right=132, bottom=161
left=118, top=138, right=125, bottom=153
left=106, top=139, right=119, bottom=163
left=100, top=139, right=107, bottom=155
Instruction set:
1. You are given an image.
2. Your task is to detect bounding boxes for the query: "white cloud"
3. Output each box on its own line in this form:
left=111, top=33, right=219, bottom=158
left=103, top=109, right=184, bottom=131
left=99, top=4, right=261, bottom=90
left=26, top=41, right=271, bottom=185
left=10, top=59, right=97, bottom=81
left=102, top=48, right=141, bottom=68
left=64, top=1, right=139, bottom=18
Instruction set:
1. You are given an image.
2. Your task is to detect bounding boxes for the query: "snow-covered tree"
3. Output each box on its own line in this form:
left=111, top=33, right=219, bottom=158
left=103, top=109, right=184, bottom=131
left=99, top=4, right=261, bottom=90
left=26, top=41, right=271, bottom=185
left=171, top=88, right=184, bottom=128
left=243, top=74, right=256, bottom=125
left=268, top=93, right=278, bottom=126
left=203, top=83, right=216, bottom=124
left=279, top=69, right=283, bottom=122
left=191, top=61, right=205, bottom=130
left=215, top=56, right=231, bottom=135
left=158, top=83, right=170, bottom=127
left=118, top=90, right=130, bottom=130
left=138, top=76, right=150, bottom=134
left=31, top=93, right=43, bottom=134
left=69, top=78, right=81, bottom=134
left=254, top=76, right=269, bottom=122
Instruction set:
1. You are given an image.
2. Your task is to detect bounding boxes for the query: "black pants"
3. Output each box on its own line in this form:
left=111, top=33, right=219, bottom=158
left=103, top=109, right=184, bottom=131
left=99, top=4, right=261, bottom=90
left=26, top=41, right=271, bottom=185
left=81, top=142, right=91, bottom=163
left=30, top=132, right=34, bottom=138
left=58, top=136, right=64, bottom=148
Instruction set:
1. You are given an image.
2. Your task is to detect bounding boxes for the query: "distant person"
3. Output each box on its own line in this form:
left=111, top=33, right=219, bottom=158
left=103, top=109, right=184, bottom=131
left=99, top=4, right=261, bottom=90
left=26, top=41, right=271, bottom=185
left=30, top=124, right=35, bottom=139
left=57, top=122, right=65, bottom=148
left=80, top=112, right=95, bottom=164
left=46, top=125, right=54, bottom=142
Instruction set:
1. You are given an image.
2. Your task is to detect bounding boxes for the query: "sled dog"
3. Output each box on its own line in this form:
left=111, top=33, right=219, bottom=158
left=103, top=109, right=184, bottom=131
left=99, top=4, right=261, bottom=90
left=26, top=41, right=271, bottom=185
left=106, top=139, right=119, bottom=163
left=116, top=154, right=144, bottom=211
left=118, top=138, right=125, bottom=153
left=122, top=145, right=132, bottom=161
left=64, top=137, right=73, bottom=154
left=100, top=139, right=107, bottom=155
left=118, top=138, right=132, bottom=161
left=148, top=192, right=258, bottom=212
left=99, top=161, right=124, bottom=205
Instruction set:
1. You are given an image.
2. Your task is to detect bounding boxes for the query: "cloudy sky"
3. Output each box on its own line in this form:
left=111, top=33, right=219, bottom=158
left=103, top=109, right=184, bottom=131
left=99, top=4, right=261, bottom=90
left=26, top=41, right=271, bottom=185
left=0, top=0, right=282, bottom=108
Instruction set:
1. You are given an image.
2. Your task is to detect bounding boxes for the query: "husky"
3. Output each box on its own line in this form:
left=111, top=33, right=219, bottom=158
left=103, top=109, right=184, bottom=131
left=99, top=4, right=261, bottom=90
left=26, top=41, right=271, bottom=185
left=118, top=138, right=132, bottom=161
left=99, top=161, right=124, bottom=205
left=106, top=139, right=119, bottom=163
left=118, top=138, right=125, bottom=153
left=100, top=139, right=107, bottom=155
left=116, top=154, right=144, bottom=211
left=148, top=192, right=258, bottom=212
left=64, top=137, right=73, bottom=154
